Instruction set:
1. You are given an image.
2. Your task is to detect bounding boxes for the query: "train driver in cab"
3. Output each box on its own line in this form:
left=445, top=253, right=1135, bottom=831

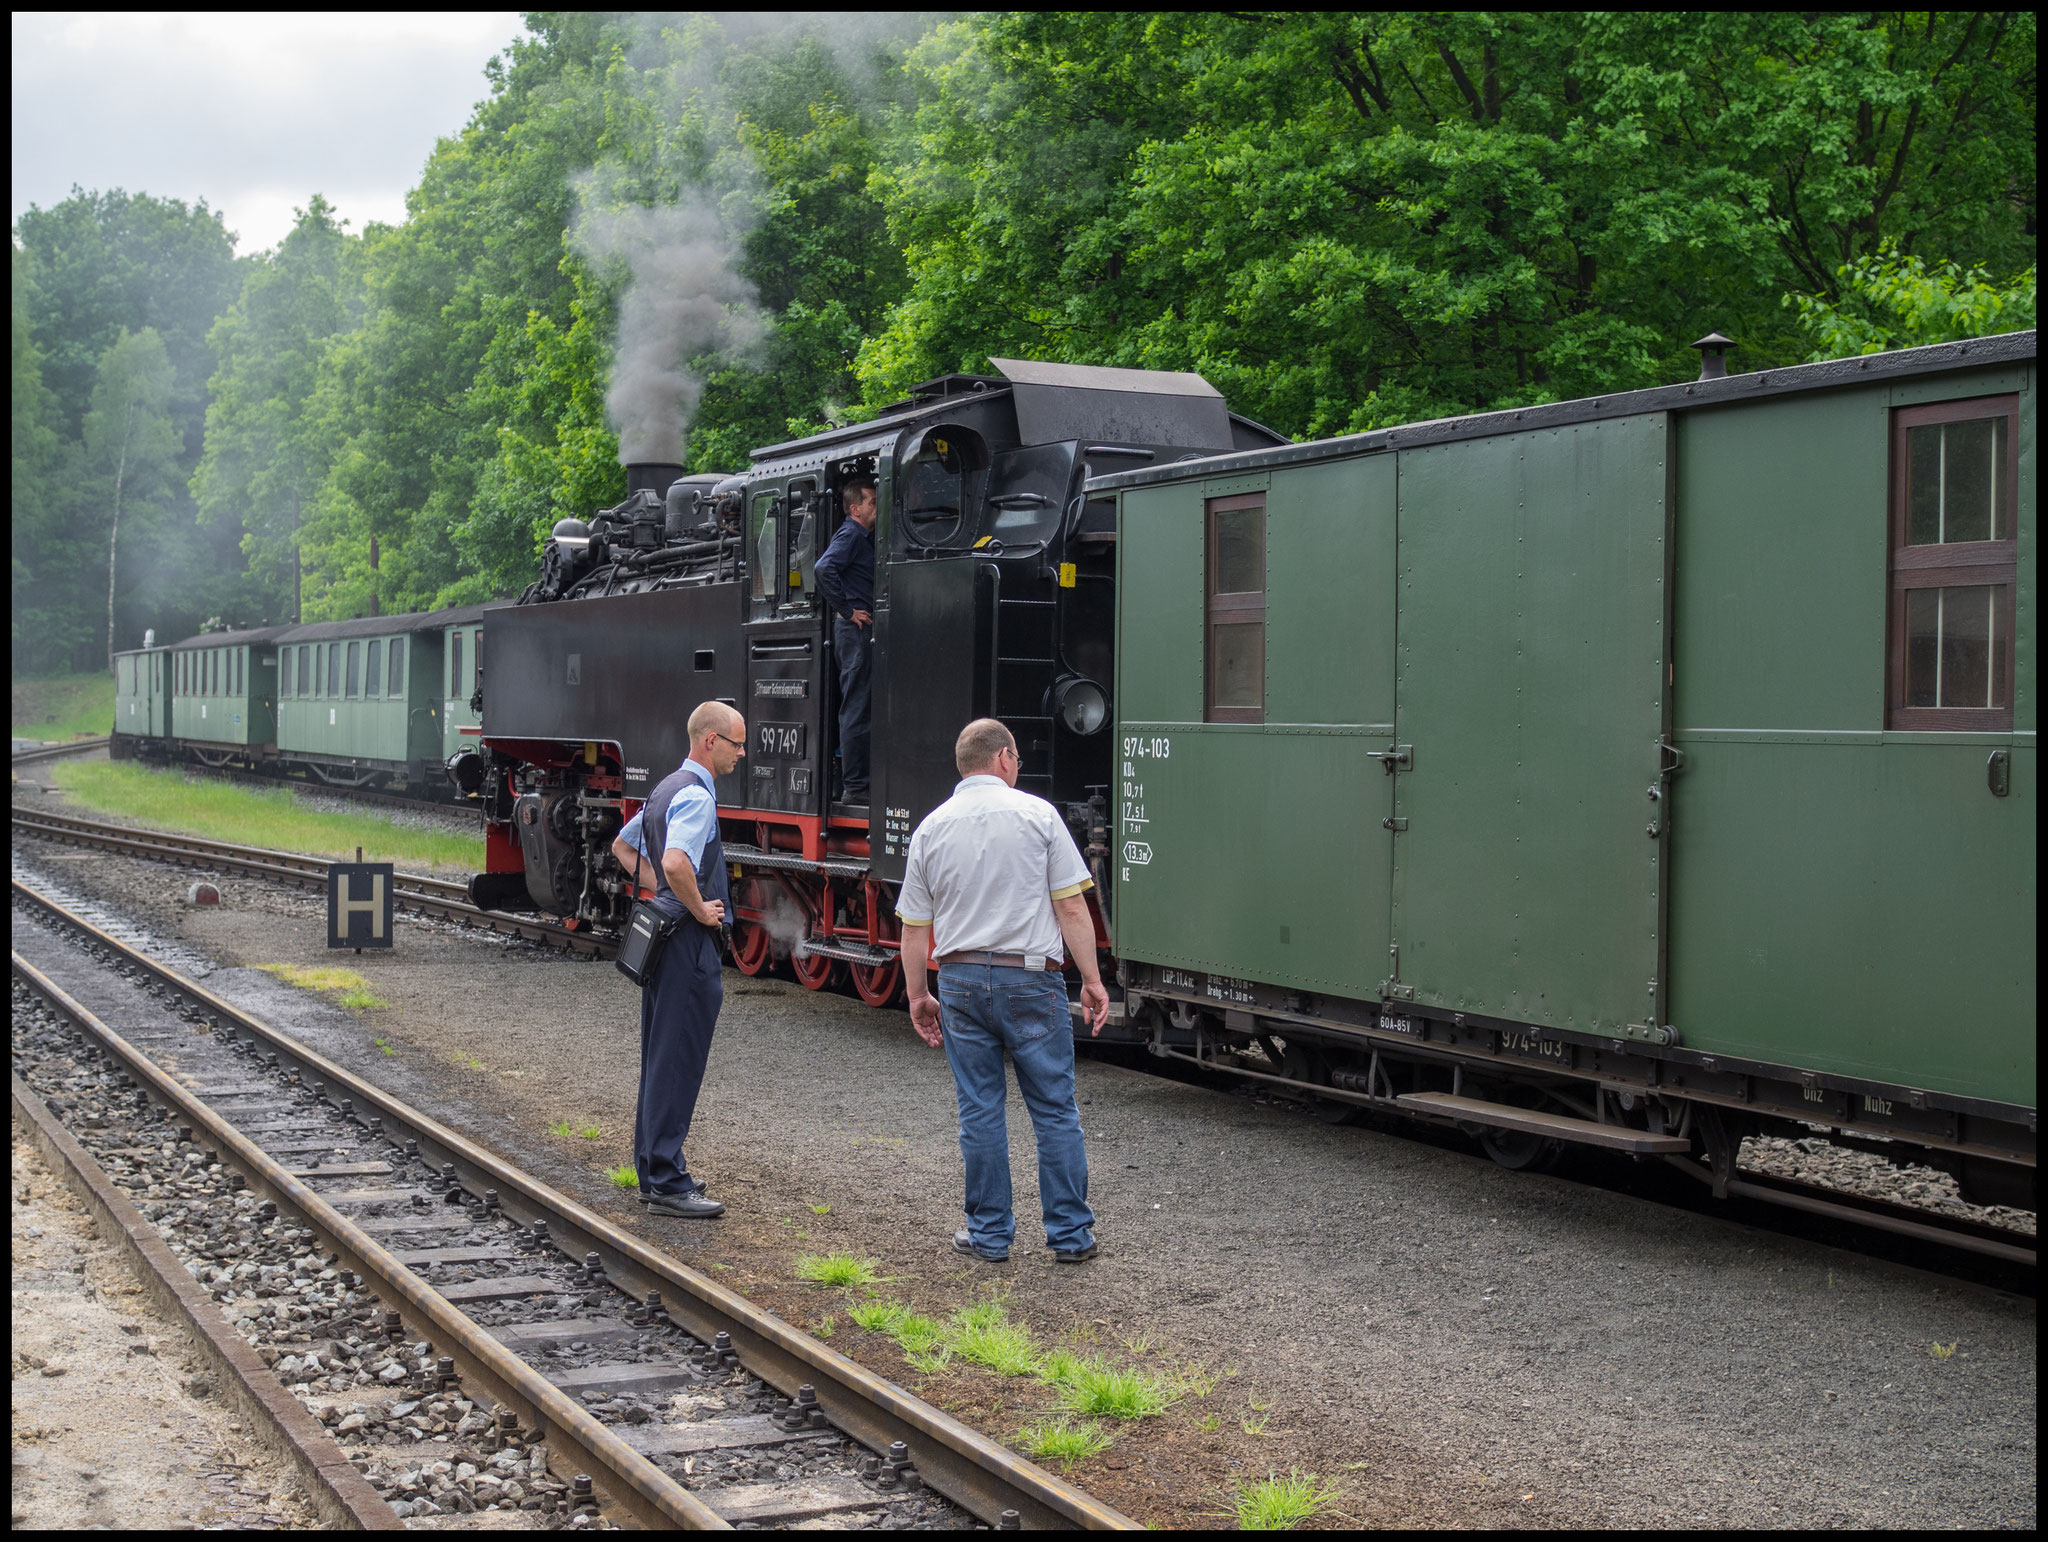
left=815, top=473, right=878, bottom=806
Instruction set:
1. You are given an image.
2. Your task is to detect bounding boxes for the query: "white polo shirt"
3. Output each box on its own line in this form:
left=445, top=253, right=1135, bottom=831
left=895, top=775, right=1094, bottom=961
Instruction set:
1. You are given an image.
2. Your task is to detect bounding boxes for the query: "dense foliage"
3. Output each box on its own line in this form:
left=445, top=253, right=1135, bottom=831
left=13, top=11, right=2036, bottom=670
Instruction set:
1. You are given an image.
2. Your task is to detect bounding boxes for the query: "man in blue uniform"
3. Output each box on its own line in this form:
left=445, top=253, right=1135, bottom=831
left=608, top=700, right=745, bottom=1218
left=813, top=475, right=877, bottom=804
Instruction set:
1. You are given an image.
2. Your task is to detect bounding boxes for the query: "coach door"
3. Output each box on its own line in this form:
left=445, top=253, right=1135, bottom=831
left=1390, top=414, right=1674, bottom=1038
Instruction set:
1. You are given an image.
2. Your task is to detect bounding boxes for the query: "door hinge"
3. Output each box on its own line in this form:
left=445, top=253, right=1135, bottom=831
left=1382, top=816, right=1409, bottom=831
left=1368, top=745, right=1413, bottom=774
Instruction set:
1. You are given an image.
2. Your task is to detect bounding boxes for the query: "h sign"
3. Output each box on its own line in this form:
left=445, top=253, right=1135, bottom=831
left=328, top=863, right=395, bottom=950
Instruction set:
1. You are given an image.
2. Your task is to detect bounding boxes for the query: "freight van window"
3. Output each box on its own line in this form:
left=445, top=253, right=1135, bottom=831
left=1889, top=396, right=2017, bottom=729
left=366, top=639, right=382, bottom=698
left=388, top=637, right=406, bottom=696
left=1205, top=494, right=1267, bottom=724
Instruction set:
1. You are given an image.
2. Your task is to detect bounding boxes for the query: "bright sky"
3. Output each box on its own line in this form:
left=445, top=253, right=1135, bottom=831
left=12, top=12, right=526, bottom=254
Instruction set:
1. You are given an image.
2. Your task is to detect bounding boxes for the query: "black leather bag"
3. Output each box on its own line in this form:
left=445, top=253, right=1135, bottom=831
left=614, top=901, right=679, bottom=987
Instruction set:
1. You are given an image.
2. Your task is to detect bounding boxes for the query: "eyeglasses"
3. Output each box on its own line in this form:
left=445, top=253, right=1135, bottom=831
left=711, top=732, right=747, bottom=750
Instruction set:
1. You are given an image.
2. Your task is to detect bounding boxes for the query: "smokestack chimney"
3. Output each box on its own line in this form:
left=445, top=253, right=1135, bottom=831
left=625, top=463, right=686, bottom=500
left=1692, top=332, right=1735, bottom=381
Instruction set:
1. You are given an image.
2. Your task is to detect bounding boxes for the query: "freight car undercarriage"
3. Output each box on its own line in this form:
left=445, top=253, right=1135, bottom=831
left=1121, top=964, right=2036, bottom=1216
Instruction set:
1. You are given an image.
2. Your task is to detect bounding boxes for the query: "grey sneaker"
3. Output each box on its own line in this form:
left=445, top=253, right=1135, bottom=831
left=952, top=1228, right=1009, bottom=1263
left=647, top=1187, right=724, bottom=1218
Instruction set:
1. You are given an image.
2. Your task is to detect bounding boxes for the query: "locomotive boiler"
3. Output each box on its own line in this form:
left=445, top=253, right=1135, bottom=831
left=461, top=361, right=1286, bottom=1003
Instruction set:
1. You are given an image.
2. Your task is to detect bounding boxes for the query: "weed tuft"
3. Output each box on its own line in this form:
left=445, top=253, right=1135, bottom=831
left=950, top=1303, right=1038, bottom=1377
left=1034, top=1347, right=1088, bottom=1387
left=371, top=1036, right=394, bottom=1057
left=905, top=1347, right=953, bottom=1375
left=1016, top=1415, right=1112, bottom=1467
left=604, top=1166, right=638, bottom=1189
left=1196, top=1412, right=1222, bottom=1433
left=1930, top=1341, right=1958, bottom=1359
left=891, top=1312, right=948, bottom=1355
left=810, top=1202, right=831, bottom=1214
left=795, top=1253, right=883, bottom=1289
left=848, top=1299, right=910, bottom=1335
left=1230, top=1470, right=1339, bottom=1531
left=1060, top=1363, right=1174, bottom=1421
left=814, top=1315, right=836, bottom=1339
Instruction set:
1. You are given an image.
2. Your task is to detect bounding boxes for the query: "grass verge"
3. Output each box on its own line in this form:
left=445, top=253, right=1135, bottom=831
left=12, top=671, right=113, bottom=742
left=254, top=962, right=389, bottom=1012
left=1229, top=1471, right=1339, bottom=1530
left=50, top=759, right=482, bottom=871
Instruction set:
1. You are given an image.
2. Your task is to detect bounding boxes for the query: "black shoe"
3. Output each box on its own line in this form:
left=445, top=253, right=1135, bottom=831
left=1052, top=1242, right=1098, bottom=1264
left=647, top=1187, right=724, bottom=1218
left=952, top=1228, right=1009, bottom=1263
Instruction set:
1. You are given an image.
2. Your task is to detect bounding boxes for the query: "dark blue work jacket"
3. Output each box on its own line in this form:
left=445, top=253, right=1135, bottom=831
left=815, top=517, right=875, bottom=619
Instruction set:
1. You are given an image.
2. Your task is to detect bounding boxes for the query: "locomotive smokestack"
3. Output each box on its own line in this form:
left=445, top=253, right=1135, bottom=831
left=625, top=463, right=686, bottom=500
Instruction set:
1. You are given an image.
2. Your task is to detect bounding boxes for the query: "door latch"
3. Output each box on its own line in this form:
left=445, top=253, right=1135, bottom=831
left=1367, top=745, right=1413, bottom=775
left=1382, top=816, right=1409, bottom=831
left=1987, top=748, right=2011, bottom=798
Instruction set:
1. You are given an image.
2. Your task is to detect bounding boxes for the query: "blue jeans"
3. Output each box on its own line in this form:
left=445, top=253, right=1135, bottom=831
left=937, top=964, right=1094, bottom=1253
left=832, top=616, right=870, bottom=797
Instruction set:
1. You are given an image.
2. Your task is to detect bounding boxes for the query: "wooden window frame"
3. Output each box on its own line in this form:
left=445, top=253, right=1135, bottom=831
left=389, top=637, right=406, bottom=697
left=1887, top=395, right=2018, bottom=730
left=1205, top=492, right=1267, bottom=724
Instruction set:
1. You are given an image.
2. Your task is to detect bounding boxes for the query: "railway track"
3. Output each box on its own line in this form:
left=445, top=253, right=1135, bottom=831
left=10, top=874, right=1137, bottom=1530
left=11, top=735, right=109, bottom=766
left=12, top=804, right=2033, bottom=1277
left=10, top=806, right=608, bottom=956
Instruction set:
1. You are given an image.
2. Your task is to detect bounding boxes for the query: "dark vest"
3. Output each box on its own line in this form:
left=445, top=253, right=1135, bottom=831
left=643, top=759, right=729, bottom=926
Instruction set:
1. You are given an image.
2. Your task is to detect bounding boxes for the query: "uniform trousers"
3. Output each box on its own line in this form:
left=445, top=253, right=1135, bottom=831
left=832, top=615, right=871, bottom=799
left=634, top=921, right=722, bottom=1196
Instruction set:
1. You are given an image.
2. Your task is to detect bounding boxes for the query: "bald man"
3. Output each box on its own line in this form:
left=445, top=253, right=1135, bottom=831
left=610, top=700, right=746, bottom=1217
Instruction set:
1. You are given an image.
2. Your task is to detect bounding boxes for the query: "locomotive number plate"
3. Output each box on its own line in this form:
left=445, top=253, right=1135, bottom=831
left=756, top=723, right=806, bottom=759
left=1378, top=1015, right=1418, bottom=1037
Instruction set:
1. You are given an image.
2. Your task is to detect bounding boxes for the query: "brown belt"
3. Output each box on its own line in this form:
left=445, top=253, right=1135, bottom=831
left=934, top=951, right=1063, bottom=972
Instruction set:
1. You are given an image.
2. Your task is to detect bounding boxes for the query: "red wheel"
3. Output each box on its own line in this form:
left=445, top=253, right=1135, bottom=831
left=791, top=944, right=842, bottom=992
left=850, top=957, right=903, bottom=1008
left=730, top=920, right=771, bottom=976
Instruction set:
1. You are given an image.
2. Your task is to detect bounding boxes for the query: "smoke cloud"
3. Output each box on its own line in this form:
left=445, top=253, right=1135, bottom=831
left=574, top=191, right=766, bottom=466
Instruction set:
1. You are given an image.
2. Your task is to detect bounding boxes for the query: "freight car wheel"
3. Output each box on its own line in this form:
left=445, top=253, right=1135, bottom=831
left=791, top=946, right=843, bottom=992
left=850, top=957, right=903, bottom=1008
left=730, top=921, right=772, bottom=976
left=1480, top=1127, right=1565, bottom=1173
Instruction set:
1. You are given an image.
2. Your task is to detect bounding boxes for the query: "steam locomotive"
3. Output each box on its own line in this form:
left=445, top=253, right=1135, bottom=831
left=455, top=361, right=1287, bottom=1003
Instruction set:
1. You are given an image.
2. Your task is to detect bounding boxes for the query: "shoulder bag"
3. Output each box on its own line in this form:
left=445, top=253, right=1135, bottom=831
left=614, top=900, right=679, bottom=987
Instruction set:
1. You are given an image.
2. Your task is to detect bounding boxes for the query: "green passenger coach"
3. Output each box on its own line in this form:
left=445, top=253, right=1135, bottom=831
left=167, top=628, right=281, bottom=760
left=1094, top=331, right=2034, bottom=1210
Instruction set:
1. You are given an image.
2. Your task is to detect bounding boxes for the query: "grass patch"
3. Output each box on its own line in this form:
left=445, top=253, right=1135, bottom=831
left=848, top=1300, right=910, bottom=1335
left=605, top=1166, right=638, bottom=1189
left=254, top=962, right=389, bottom=1011
left=809, top=1202, right=831, bottom=1214
left=50, top=759, right=482, bottom=872
left=550, top=1118, right=602, bottom=1139
left=370, top=1036, right=394, bottom=1056
left=1230, top=1471, right=1339, bottom=1531
left=905, top=1348, right=953, bottom=1375
left=1016, top=1415, right=1112, bottom=1467
left=949, top=1302, right=1039, bottom=1377
left=813, top=1315, right=836, bottom=1339
left=1035, top=1346, right=1089, bottom=1387
left=1059, top=1362, right=1175, bottom=1421
left=12, top=671, right=114, bottom=742
left=794, top=1253, right=883, bottom=1289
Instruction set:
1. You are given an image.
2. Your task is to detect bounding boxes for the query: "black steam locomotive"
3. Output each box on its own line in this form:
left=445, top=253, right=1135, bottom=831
left=458, top=360, right=1285, bottom=1003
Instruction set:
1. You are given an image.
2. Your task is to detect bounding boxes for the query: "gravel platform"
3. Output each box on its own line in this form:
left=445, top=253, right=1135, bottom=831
left=10, top=819, right=2036, bottom=1531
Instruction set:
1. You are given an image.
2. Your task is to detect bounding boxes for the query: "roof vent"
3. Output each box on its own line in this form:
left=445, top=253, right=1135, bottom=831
left=1692, top=332, right=1735, bottom=381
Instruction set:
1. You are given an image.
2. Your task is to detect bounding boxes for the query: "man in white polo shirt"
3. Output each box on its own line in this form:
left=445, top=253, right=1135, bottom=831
left=897, top=718, right=1110, bottom=1264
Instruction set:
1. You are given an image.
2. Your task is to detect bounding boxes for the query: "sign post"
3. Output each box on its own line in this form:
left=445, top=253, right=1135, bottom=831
left=328, top=847, right=394, bottom=954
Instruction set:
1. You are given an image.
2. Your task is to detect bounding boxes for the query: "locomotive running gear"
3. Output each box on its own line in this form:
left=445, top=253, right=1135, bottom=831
left=937, top=961, right=1096, bottom=1257
left=831, top=614, right=871, bottom=800
left=896, top=774, right=1094, bottom=961
left=632, top=758, right=731, bottom=1199
left=814, top=513, right=875, bottom=619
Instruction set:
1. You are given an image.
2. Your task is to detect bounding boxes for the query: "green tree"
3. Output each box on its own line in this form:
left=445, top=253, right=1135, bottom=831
left=1789, top=244, right=2037, bottom=359
left=12, top=248, right=84, bottom=673
left=81, top=328, right=180, bottom=666
left=192, top=195, right=364, bottom=623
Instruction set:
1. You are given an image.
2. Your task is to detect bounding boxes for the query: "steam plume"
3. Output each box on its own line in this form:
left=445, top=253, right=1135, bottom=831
left=574, top=192, right=765, bottom=466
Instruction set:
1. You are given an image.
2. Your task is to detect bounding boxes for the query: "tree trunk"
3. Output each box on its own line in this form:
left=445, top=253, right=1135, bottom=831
left=106, top=400, right=134, bottom=672
left=290, top=487, right=302, bottom=623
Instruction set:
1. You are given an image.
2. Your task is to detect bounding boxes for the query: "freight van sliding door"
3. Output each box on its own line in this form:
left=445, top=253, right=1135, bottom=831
left=1391, top=414, right=1674, bottom=1037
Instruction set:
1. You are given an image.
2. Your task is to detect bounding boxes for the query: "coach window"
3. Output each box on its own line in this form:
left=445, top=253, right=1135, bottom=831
left=366, top=639, right=383, bottom=698
left=388, top=636, right=406, bottom=696
left=233, top=647, right=242, bottom=697
left=327, top=642, right=341, bottom=697
left=1205, top=494, right=1267, bottom=723
left=449, top=631, right=464, bottom=698
left=471, top=629, right=482, bottom=691
left=345, top=640, right=360, bottom=698
left=1889, top=396, right=2018, bottom=729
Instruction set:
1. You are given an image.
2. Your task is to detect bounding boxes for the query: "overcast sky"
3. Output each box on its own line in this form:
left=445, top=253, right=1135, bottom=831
left=13, top=12, right=527, bottom=254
